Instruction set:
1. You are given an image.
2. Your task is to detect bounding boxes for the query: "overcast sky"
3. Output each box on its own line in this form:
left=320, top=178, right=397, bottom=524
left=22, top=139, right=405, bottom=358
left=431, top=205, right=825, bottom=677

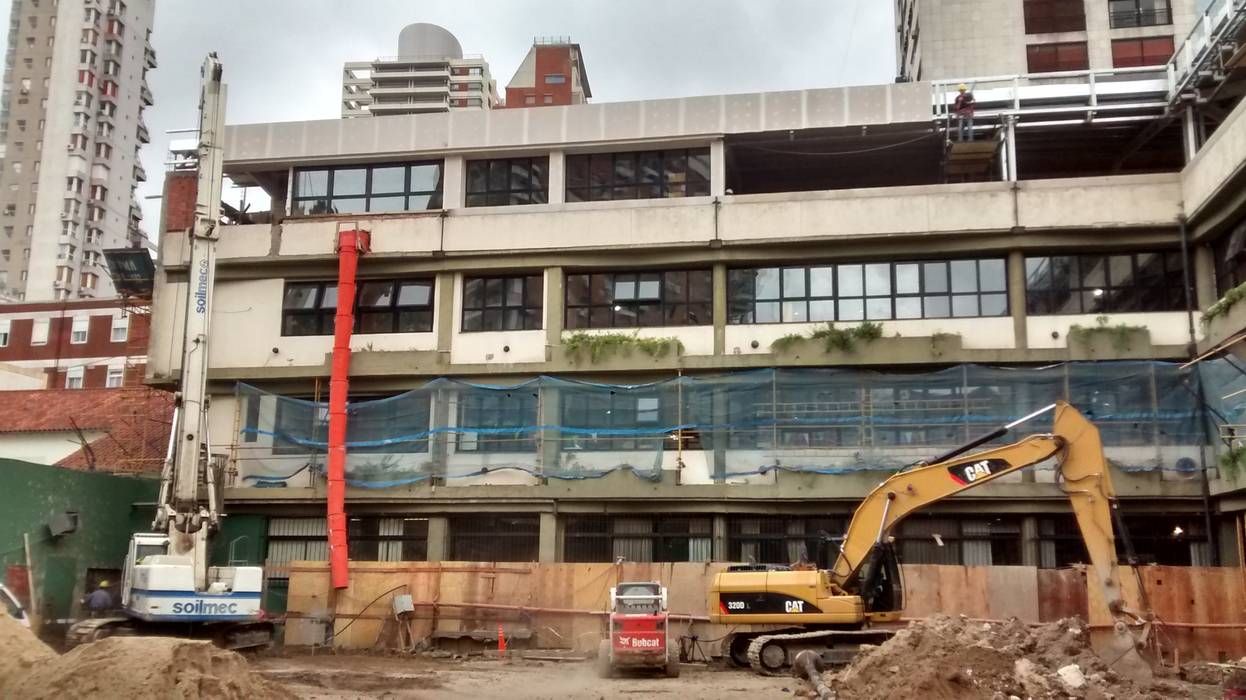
left=2, top=0, right=896, bottom=229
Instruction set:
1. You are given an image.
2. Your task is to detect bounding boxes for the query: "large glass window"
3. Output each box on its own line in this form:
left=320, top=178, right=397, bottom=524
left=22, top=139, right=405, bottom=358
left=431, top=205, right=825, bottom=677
left=449, top=515, right=539, bottom=561
left=455, top=392, right=538, bottom=453
left=565, top=148, right=711, bottom=202
left=1023, top=0, right=1086, bottom=34
left=1024, top=251, right=1186, bottom=314
left=560, top=393, right=667, bottom=451
left=348, top=516, right=428, bottom=562
left=291, top=162, right=443, bottom=215
left=281, top=278, right=434, bottom=336
left=564, top=516, right=712, bottom=563
left=1026, top=42, right=1089, bottom=72
left=897, top=517, right=1023, bottom=566
left=727, top=259, right=1007, bottom=324
left=461, top=274, right=543, bottom=331
left=565, top=269, right=711, bottom=328
left=1110, top=36, right=1175, bottom=67
left=727, top=516, right=848, bottom=568
left=1109, top=0, right=1172, bottom=28
left=465, top=157, right=549, bottom=206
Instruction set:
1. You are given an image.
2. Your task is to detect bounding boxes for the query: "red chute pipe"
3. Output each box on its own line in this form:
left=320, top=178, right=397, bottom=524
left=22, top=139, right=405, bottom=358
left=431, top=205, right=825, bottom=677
left=328, top=227, right=370, bottom=589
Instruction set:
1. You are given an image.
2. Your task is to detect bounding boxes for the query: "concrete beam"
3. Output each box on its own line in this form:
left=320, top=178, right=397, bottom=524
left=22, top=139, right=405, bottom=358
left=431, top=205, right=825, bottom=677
left=426, top=516, right=450, bottom=561
left=539, top=511, right=558, bottom=563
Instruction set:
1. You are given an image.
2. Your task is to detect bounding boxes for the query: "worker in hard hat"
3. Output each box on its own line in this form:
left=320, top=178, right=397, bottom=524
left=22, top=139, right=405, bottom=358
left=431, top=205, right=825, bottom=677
left=83, top=580, right=114, bottom=617
left=954, top=83, right=977, bottom=142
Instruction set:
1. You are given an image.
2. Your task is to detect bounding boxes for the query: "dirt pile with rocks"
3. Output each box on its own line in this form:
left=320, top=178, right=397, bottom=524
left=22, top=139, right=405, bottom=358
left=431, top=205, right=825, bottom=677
left=0, top=612, right=293, bottom=700
left=807, top=615, right=1210, bottom=700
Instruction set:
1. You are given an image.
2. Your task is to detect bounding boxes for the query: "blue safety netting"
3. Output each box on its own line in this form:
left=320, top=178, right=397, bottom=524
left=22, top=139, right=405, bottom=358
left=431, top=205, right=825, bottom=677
left=233, top=361, right=1223, bottom=488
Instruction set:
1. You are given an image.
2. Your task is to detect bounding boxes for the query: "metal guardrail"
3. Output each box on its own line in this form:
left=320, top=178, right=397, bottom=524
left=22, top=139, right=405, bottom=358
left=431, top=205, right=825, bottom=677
left=1166, top=0, right=1246, bottom=101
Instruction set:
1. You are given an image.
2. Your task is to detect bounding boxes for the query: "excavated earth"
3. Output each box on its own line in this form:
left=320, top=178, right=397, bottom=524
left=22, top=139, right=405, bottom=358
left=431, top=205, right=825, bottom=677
left=803, top=615, right=1225, bottom=700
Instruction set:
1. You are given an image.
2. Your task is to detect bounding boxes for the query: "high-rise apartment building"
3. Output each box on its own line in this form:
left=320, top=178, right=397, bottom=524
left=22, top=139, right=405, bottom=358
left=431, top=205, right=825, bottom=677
left=341, top=23, right=499, bottom=118
left=897, top=0, right=1198, bottom=81
left=0, top=0, right=155, bottom=302
left=502, top=37, right=591, bottom=108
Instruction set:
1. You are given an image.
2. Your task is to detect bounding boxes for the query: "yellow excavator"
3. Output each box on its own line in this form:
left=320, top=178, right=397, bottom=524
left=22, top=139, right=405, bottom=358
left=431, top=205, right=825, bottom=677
left=708, top=401, right=1152, bottom=680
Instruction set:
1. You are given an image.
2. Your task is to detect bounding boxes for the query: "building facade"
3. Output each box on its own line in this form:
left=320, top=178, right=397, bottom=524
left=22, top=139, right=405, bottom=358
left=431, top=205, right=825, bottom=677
left=503, top=38, right=591, bottom=108
left=897, top=0, right=1199, bottom=81
left=341, top=23, right=499, bottom=118
left=0, top=0, right=155, bottom=302
left=143, top=36, right=1246, bottom=602
left=0, top=297, right=148, bottom=389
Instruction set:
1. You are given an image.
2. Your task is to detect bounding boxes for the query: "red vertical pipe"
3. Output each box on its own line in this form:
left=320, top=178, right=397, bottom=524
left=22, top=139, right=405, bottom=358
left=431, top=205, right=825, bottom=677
left=328, top=228, right=370, bottom=589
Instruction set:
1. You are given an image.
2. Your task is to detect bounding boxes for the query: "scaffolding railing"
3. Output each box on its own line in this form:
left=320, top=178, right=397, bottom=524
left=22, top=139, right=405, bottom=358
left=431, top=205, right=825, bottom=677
left=1166, top=0, right=1246, bottom=102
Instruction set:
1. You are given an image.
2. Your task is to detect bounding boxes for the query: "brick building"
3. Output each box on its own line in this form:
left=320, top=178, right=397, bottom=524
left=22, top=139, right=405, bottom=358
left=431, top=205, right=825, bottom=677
left=502, top=38, right=590, bottom=108
left=0, top=297, right=148, bottom=389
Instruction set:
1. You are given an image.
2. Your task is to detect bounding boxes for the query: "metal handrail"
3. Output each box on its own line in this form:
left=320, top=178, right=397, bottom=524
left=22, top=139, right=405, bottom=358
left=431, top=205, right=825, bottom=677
left=1165, top=0, right=1246, bottom=100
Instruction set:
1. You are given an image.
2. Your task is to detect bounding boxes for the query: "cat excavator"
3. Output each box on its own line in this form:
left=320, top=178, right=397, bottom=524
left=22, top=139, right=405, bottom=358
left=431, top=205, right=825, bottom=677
left=708, top=401, right=1153, bottom=681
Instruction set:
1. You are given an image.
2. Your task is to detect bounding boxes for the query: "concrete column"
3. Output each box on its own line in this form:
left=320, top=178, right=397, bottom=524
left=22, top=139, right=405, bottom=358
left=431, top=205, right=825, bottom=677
left=712, top=514, right=728, bottom=561
left=430, top=387, right=450, bottom=481
left=1195, top=244, right=1218, bottom=310
left=538, top=511, right=559, bottom=563
left=426, top=516, right=450, bottom=562
left=1183, top=105, right=1199, bottom=162
left=712, top=263, right=727, bottom=355
left=538, top=385, right=561, bottom=478
left=1020, top=516, right=1040, bottom=567
left=710, top=138, right=726, bottom=197
left=1005, top=116, right=1018, bottom=182
left=547, top=150, right=566, bottom=204
left=1008, top=250, right=1027, bottom=350
left=435, top=272, right=456, bottom=355
left=711, top=388, right=728, bottom=483
left=544, top=266, right=564, bottom=356
left=443, top=156, right=466, bottom=209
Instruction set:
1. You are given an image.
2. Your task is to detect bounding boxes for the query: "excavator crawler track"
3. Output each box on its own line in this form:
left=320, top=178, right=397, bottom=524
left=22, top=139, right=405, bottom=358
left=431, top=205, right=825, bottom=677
left=745, top=628, right=897, bottom=676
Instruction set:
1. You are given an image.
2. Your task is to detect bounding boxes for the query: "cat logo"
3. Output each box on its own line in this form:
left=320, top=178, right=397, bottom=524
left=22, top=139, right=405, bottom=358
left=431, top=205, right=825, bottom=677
left=948, top=458, right=1008, bottom=485
left=784, top=600, right=805, bottom=613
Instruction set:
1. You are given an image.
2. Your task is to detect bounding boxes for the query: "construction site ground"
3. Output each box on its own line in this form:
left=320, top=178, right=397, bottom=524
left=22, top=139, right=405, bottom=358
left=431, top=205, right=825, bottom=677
left=253, top=652, right=777, bottom=699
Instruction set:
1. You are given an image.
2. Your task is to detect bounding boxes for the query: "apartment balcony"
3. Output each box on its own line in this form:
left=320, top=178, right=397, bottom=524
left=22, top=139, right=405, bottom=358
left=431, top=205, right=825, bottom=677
left=369, top=65, right=450, bottom=81
left=368, top=99, right=448, bottom=114
left=144, top=46, right=157, bottom=70
left=133, top=162, right=146, bottom=182
left=140, top=85, right=153, bottom=106
left=368, top=84, right=450, bottom=97
left=136, top=120, right=149, bottom=143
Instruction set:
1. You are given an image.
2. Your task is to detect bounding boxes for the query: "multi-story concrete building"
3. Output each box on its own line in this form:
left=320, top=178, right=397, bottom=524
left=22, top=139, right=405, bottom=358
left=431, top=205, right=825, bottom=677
left=144, top=15, right=1246, bottom=603
left=502, top=37, right=591, bottom=109
left=0, top=297, right=148, bottom=389
left=897, top=0, right=1199, bottom=81
left=341, top=23, right=499, bottom=118
left=0, top=0, right=155, bottom=302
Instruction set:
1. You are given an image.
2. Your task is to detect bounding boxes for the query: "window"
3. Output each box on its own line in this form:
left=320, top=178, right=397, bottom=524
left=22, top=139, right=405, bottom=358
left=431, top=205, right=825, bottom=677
left=543, top=94, right=554, bottom=104
left=1109, top=0, right=1172, bottom=28
left=1025, top=251, right=1187, bottom=314
left=455, top=392, right=538, bottom=453
left=728, top=258, right=1008, bottom=324
left=566, top=148, right=711, bottom=202
left=110, top=315, right=128, bottom=342
left=70, top=317, right=89, bottom=344
left=348, top=516, right=428, bottom=562
left=356, top=279, right=434, bottom=333
left=566, top=269, right=712, bottom=328
left=728, top=516, right=849, bottom=567
left=1023, top=0, right=1086, bottom=33
left=544, top=74, right=567, bottom=84
left=65, top=366, right=85, bottom=389
left=1026, top=42, right=1089, bottom=72
left=524, top=95, right=535, bottom=105
left=465, top=157, right=549, bottom=206
left=265, top=518, right=329, bottom=579
left=449, top=515, right=538, bottom=561
left=461, top=274, right=543, bottom=331
left=1111, top=36, right=1175, bottom=67
left=291, top=161, right=443, bottom=215
left=565, top=516, right=713, bottom=563
left=897, top=517, right=1022, bottom=566
left=281, top=282, right=337, bottom=336
left=30, top=318, right=49, bottom=345
left=0, top=320, right=9, bottom=347
left=106, top=367, right=124, bottom=387
left=560, top=392, right=669, bottom=451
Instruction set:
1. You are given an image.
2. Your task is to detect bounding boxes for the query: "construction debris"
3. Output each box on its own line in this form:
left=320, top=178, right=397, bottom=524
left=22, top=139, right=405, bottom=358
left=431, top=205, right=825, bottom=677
left=0, top=611, right=291, bottom=700
left=801, top=615, right=1216, bottom=700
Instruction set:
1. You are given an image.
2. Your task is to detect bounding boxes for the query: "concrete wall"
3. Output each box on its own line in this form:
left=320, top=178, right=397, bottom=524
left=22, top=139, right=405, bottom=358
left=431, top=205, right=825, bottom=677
left=1183, top=88, right=1246, bottom=229
left=0, top=431, right=106, bottom=465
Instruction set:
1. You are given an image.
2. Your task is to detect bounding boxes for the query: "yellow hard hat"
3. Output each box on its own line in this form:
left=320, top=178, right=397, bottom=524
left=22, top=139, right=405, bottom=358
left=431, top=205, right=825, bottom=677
left=957, top=83, right=968, bottom=91
left=98, top=580, right=110, bottom=588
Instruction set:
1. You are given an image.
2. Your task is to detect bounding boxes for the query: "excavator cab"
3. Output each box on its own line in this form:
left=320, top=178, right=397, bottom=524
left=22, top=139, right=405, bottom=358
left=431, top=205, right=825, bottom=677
left=855, top=542, right=903, bottom=619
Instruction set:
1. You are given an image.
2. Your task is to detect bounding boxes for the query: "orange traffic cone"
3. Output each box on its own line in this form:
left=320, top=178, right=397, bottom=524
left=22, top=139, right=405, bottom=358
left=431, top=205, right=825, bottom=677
left=497, top=623, right=508, bottom=661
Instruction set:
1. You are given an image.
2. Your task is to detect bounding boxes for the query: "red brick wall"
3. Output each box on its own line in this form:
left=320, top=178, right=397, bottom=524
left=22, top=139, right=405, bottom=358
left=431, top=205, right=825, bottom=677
left=0, top=312, right=129, bottom=362
left=505, top=46, right=576, bottom=108
left=162, top=171, right=198, bottom=234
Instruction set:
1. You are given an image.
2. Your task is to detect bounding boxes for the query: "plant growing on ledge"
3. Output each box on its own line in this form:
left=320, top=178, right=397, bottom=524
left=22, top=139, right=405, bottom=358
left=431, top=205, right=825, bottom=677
left=563, top=332, right=684, bottom=363
left=1203, top=281, right=1246, bottom=325
left=1220, top=443, right=1246, bottom=482
left=1067, top=315, right=1147, bottom=352
left=770, top=322, right=883, bottom=354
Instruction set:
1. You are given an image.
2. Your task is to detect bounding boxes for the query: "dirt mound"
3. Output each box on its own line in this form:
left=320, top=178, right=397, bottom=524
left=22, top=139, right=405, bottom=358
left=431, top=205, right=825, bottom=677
left=811, top=615, right=1193, bottom=700
left=0, top=611, right=55, bottom=694
left=5, top=637, right=294, bottom=700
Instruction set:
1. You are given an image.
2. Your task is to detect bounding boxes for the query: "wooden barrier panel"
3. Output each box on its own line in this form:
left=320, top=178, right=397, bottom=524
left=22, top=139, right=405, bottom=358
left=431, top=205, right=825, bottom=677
left=284, top=561, right=1246, bottom=661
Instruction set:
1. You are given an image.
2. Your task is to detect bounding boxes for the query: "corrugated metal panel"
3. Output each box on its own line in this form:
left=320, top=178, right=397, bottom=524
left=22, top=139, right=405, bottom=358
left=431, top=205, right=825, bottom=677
left=268, top=517, right=326, bottom=537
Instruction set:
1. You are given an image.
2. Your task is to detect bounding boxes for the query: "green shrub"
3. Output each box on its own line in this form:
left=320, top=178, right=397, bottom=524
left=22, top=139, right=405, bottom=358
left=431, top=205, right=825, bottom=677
left=1067, top=315, right=1147, bottom=352
left=1204, top=281, right=1246, bottom=325
left=563, top=332, right=683, bottom=363
left=770, top=322, right=884, bottom=354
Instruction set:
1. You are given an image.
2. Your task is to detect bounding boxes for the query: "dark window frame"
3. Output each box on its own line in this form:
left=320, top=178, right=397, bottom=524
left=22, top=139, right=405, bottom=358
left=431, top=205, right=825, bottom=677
left=565, top=148, right=711, bottom=202
left=454, top=391, right=538, bottom=453
left=726, top=516, right=849, bottom=568
left=1024, top=251, right=1187, bottom=315
left=1109, top=0, right=1172, bottom=28
left=559, top=392, right=668, bottom=451
left=565, top=268, right=712, bottom=329
left=1025, top=41, right=1090, bottom=72
left=1023, top=0, right=1087, bottom=34
left=347, top=516, right=428, bottom=562
left=465, top=156, right=549, bottom=207
left=291, top=161, right=444, bottom=216
left=461, top=274, right=543, bottom=332
left=564, top=515, right=713, bottom=563
left=726, top=258, right=1009, bottom=324
left=449, top=515, right=540, bottom=561
left=895, top=517, right=1024, bottom=566
left=281, top=278, right=435, bottom=337
left=269, top=393, right=432, bottom=456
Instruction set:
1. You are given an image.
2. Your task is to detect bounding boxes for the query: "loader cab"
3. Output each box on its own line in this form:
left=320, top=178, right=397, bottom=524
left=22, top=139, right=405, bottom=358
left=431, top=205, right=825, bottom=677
left=857, top=542, right=904, bottom=617
left=121, top=533, right=169, bottom=608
